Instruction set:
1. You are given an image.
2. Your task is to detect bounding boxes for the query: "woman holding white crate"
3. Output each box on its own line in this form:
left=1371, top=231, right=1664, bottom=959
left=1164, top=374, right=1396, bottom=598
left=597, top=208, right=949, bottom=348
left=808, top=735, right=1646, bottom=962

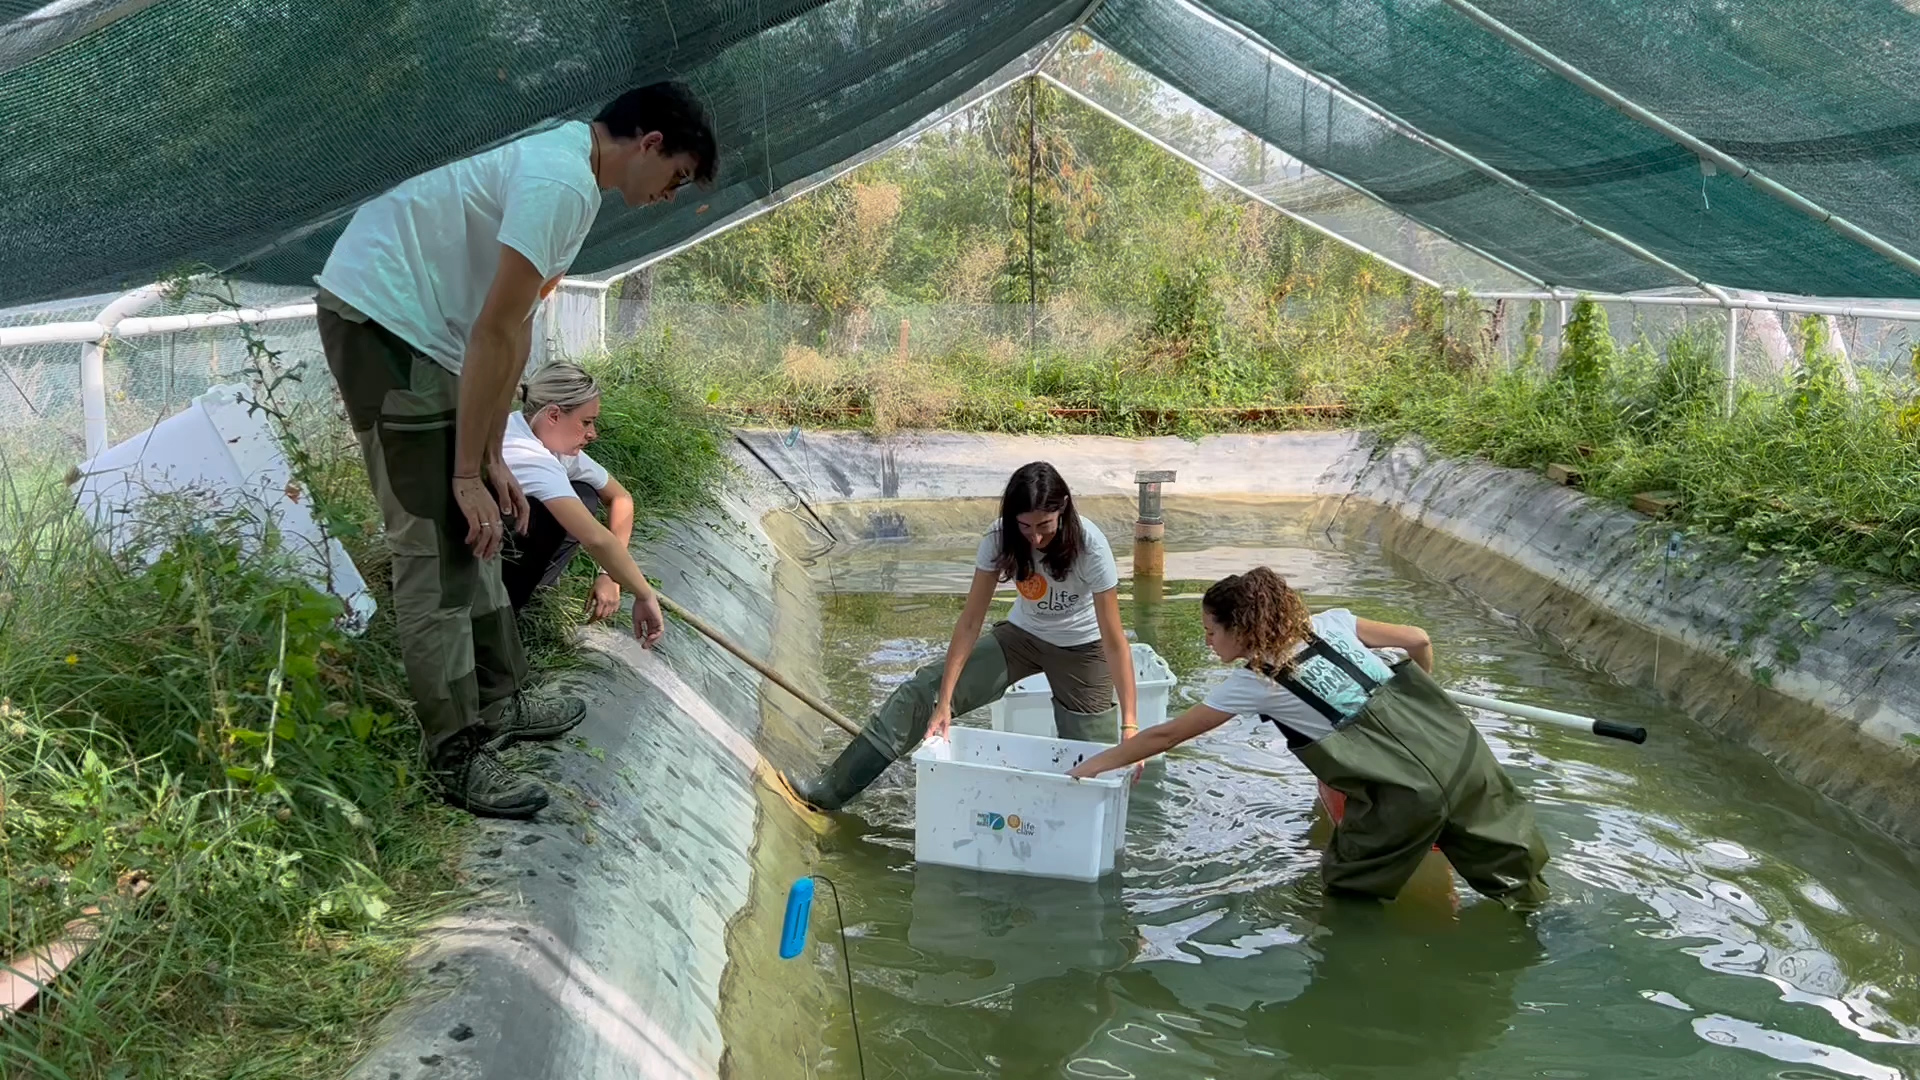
left=1069, top=566, right=1550, bottom=907
left=782, top=462, right=1139, bottom=811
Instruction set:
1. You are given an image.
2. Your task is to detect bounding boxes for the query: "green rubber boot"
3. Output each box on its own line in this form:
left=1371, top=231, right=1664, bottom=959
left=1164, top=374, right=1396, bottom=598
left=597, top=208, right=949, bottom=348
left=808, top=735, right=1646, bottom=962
left=785, top=630, right=1014, bottom=812
left=783, top=736, right=895, bottom=812
left=1052, top=699, right=1121, bottom=744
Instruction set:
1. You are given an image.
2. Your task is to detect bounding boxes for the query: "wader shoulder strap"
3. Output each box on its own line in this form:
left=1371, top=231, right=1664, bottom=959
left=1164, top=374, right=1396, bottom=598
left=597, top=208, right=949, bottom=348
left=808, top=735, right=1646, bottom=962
left=1254, top=635, right=1383, bottom=748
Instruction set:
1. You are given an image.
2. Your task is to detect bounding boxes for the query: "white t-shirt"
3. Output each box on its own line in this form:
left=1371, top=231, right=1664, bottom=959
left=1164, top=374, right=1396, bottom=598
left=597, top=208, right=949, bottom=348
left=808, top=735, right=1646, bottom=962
left=500, top=410, right=610, bottom=505
left=316, top=122, right=601, bottom=374
left=974, top=519, right=1119, bottom=647
left=1203, top=609, right=1395, bottom=744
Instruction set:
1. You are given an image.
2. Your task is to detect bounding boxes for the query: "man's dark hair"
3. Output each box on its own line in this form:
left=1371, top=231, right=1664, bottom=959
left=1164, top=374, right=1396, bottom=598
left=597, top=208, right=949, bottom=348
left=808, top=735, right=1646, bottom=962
left=595, top=81, right=718, bottom=184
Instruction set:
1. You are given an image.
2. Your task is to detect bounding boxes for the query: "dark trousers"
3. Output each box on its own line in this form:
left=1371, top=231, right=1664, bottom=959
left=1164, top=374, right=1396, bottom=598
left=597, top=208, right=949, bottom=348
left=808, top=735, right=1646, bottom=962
left=315, top=301, right=526, bottom=761
left=502, top=480, right=602, bottom=611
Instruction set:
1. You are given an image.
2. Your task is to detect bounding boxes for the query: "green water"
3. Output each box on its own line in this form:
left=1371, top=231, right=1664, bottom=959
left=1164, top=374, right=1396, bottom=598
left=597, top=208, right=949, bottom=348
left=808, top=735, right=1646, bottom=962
left=795, top=534, right=1920, bottom=1080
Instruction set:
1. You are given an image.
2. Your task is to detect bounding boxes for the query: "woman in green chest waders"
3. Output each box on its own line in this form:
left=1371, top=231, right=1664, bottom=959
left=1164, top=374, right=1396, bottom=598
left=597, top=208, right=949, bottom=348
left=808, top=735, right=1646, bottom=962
left=1070, top=567, right=1550, bottom=908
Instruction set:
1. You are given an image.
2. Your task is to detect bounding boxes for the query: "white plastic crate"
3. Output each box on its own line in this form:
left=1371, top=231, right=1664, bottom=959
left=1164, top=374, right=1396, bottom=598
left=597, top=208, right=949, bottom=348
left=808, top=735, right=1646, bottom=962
left=988, top=642, right=1177, bottom=739
left=912, top=727, right=1131, bottom=881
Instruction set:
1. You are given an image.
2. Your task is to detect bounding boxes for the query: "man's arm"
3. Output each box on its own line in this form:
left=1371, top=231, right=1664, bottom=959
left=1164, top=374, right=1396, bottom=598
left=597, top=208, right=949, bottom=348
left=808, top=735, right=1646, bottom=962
left=456, top=245, right=545, bottom=475
left=452, top=246, right=547, bottom=557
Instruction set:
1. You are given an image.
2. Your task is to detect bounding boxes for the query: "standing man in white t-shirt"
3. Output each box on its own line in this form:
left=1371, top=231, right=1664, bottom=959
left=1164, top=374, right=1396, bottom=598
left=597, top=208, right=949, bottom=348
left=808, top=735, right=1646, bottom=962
left=783, top=462, right=1140, bottom=812
left=314, top=82, right=716, bottom=819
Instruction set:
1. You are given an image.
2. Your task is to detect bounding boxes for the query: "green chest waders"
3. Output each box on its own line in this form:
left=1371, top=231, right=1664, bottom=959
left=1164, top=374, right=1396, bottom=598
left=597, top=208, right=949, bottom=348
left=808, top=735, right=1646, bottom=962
left=1259, top=642, right=1550, bottom=906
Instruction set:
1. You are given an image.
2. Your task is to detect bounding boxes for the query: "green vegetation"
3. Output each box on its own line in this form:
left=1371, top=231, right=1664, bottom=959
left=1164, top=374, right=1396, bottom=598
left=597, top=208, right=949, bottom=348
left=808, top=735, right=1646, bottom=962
left=0, top=332, right=731, bottom=1076
left=0, top=453, right=463, bottom=1078
left=625, top=71, right=1920, bottom=595
left=1360, top=300, right=1920, bottom=592
left=630, top=76, right=1411, bottom=437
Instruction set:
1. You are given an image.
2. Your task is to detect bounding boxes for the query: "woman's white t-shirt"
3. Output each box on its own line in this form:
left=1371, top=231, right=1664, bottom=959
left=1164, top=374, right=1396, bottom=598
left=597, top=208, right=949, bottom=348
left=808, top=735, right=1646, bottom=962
left=500, top=410, right=610, bottom=505
left=974, top=519, right=1119, bottom=647
left=1202, top=609, right=1395, bottom=743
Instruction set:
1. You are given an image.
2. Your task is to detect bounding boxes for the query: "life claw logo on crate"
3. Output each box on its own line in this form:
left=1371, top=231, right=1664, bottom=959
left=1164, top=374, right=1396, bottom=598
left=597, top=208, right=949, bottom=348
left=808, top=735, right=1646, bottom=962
left=974, top=811, right=1036, bottom=836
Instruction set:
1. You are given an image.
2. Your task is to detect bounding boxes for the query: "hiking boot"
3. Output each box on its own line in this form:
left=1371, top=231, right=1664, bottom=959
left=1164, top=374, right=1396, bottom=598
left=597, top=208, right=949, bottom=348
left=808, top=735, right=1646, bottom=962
left=433, top=737, right=550, bottom=819
left=782, top=736, right=894, bottom=812
left=480, top=692, right=587, bottom=751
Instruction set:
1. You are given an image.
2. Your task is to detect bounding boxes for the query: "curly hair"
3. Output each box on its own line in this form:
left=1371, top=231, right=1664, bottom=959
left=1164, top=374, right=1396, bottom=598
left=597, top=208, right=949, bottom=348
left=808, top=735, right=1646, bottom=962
left=1201, top=566, right=1314, bottom=672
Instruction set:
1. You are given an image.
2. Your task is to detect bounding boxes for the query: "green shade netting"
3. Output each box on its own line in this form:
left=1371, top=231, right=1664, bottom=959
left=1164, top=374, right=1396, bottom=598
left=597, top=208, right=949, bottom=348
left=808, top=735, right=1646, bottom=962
left=6, top=0, right=1920, bottom=306
left=1, top=0, right=1079, bottom=306
left=1107, top=0, right=1920, bottom=297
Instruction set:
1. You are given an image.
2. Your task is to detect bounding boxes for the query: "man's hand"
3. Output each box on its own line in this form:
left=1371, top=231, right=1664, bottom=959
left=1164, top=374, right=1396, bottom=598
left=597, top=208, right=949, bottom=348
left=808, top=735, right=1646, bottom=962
left=631, top=591, right=665, bottom=648
left=587, top=575, right=621, bottom=622
left=486, top=456, right=531, bottom=535
left=925, top=700, right=954, bottom=741
left=453, top=475, right=507, bottom=559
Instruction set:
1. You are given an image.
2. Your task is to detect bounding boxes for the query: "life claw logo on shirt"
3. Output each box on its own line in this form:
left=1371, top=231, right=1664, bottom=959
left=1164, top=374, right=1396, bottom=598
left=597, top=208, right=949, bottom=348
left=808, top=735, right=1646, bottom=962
left=975, top=811, right=1035, bottom=835
left=1016, top=574, right=1049, bottom=601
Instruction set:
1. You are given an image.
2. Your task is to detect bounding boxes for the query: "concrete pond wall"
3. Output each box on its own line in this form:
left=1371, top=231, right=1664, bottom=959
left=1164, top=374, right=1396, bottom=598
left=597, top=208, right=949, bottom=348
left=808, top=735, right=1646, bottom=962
left=352, top=428, right=1920, bottom=1079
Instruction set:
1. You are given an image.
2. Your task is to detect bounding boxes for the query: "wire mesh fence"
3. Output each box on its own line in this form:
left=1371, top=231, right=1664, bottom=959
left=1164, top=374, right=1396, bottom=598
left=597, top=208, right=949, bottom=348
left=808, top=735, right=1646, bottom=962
left=6, top=283, right=1919, bottom=479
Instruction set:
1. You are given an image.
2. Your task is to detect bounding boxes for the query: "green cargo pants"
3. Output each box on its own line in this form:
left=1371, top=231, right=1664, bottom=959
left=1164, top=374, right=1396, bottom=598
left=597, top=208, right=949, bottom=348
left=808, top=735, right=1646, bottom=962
left=856, top=620, right=1118, bottom=760
left=317, top=295, right=526, bottom=761
left=1297, top=662, right=1549, bottom=906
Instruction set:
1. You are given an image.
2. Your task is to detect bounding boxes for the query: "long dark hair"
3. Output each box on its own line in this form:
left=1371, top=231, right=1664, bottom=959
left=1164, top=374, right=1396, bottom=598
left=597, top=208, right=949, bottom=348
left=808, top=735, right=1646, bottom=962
left=993, top=462, right=1085, bottom=583
left=1202, top=567, right=1315, bottom=672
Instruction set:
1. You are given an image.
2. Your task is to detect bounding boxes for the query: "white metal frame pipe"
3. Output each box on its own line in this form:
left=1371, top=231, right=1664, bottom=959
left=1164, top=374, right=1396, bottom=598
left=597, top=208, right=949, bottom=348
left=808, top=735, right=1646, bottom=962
left=1723, top=306, right=1740, bottom=418
left=1472, top=290, right=1920, bottom=320
left=1440, top=0, right=1920, bottom=285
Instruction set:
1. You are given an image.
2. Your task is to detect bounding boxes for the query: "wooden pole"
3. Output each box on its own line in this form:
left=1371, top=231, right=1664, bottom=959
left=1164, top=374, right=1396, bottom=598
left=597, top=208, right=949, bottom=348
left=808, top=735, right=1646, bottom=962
left=655, top=592, right=863, bottom=738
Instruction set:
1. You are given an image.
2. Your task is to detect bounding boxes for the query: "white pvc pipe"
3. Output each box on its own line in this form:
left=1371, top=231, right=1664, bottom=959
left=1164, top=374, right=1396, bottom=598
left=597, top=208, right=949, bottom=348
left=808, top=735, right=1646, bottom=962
left=1, top=301, right=319, bottom=348
left=1446, top=689, right=1647, bottom=743
left=116, top=302, right=318, bottom=338
left=80, top=284, right=166, bottom=459
left=1724, top=305, right=1740, bottom=417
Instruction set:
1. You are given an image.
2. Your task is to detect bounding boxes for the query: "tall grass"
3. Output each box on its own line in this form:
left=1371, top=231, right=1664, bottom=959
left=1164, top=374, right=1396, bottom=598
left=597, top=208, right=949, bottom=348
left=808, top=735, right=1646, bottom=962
left=629, top=299, right=1404, bottom=438
left=646, top=287, right=1920, bottom=595
left=0, top=461, right=462, bottom=1078
left=0, top=330, right=735, bottom=1076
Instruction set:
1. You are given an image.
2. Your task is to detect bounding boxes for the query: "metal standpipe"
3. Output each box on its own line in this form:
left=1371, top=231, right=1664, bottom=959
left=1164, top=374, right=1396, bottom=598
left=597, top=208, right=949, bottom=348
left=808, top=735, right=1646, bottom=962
left=1131, top=469, right=1173, bottom=575
left=1131, top=469, right=1174, bottom=649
